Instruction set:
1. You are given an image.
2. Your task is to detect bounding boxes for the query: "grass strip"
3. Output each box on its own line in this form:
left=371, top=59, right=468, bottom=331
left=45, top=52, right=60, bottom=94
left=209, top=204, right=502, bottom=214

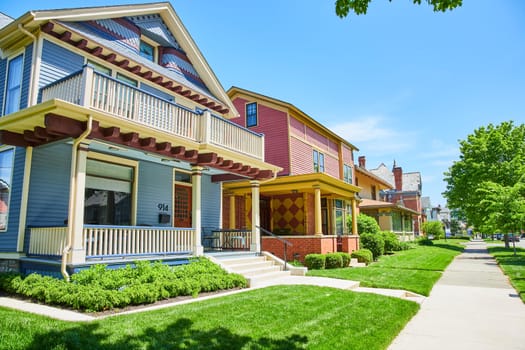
left=487, top=246, right=525, bottom=303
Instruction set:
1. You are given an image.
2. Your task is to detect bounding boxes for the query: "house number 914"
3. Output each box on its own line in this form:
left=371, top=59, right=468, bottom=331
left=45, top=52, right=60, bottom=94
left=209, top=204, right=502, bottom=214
left=158, top=203, right=169, bottom=211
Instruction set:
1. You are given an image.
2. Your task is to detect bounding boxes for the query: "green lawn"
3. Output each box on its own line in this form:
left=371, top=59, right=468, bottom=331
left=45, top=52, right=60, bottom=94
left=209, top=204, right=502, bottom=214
left=307, top=240, right=465, bottom=296
left=0, top=285, right=419, bottom=350
left=487, top=246, right=525, bottom=303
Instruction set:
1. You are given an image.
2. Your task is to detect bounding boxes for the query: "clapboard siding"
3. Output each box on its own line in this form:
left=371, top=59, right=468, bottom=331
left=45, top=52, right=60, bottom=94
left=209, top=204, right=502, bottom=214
left=136, top=161, right=173, bottom=226
left=201, top=174, right=221, bottom=229
left=20, top=44, right=33, bottom=109
left=0, top=147, right=25, bottom=252
left=231, top=97, right=290, bottom=175
left=290, top=136, right=313, bottom=175
left=26, top=144, right=72, bottom=228
left=39, top=40, right=84, bottom=88
left=0, top=58, right=6, bottom=116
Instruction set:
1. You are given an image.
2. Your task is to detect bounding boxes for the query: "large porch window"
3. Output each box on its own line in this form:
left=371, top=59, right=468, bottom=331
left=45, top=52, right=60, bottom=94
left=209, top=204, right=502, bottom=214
left=84, top=158, right=134, bottom=225
left=0, top=147, right=14, bottom=231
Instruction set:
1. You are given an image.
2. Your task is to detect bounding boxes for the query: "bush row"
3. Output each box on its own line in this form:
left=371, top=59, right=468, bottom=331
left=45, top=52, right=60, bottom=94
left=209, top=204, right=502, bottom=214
left=0, top=258, right=246, bottom=312
left=304, top=252, right=351, bottom=270
left=350, top=249, right=373, bottom=265
left=360, top=231, right=412, bottom=260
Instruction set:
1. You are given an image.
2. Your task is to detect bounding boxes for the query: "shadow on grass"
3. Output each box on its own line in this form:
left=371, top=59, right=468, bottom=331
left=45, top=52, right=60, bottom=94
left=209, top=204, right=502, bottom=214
left=26, top=318, right=308, bottom=350
left=432, top=243, right=465, bottom=252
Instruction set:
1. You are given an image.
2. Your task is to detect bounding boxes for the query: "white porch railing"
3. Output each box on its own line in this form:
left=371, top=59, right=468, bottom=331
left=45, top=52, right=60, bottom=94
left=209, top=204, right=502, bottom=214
left=84, top=226, right=195, bottom=258
left=28, top=226, right=196, bottom=259
left=28, top=227, right=68, bottom=256
left=40, top=66, right=265, bottom=160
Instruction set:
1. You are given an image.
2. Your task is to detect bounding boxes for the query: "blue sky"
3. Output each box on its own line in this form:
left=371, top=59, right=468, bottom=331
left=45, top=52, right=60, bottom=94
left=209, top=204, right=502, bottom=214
left=2, top=1, right=524, bottom=207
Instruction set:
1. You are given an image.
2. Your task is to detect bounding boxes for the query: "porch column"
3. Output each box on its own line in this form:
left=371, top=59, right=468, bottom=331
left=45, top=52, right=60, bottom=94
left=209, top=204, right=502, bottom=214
left=68, top=142, right=88, bottom=264
left=192, top=166, right=204, bottom=255
left=351, top=198, right=358, bottom=235
left=314, top=185, right=323, bottom=235
left=229, top=194, right=236, bottom=229
left=250, top=180, right=261, bottom=252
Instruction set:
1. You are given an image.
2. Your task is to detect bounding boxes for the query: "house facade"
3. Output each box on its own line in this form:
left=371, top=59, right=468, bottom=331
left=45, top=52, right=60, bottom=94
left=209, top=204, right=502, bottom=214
left=222, top=87, right=361, bottom=262
left=366, top=160, right=423, bottom=238
left=355, top=156, right=418, bottom=240
left=0, top=4, right=280, bottom=278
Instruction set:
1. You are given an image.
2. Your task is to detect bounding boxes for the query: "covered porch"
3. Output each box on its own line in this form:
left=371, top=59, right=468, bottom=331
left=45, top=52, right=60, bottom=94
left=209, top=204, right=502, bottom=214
left=221, top=173, right=361, bottom=262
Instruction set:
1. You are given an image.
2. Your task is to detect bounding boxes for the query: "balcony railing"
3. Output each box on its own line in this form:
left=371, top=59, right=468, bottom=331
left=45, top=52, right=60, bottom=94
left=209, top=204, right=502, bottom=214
left=28, top=226, right=196, bottom=259
left=41, top=66, right=264, bottom=160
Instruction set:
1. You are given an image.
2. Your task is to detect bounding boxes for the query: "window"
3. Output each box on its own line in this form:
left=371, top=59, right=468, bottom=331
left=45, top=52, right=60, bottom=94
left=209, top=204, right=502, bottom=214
left=343, top=164, right=353, bottom=184
left=139, top=40, right=155, bottom=62
left=371, top=185, right=377, bottom=200
left=313, top=150, right=325, bottom=173
left=4, top=55, right=23, bottom=115
left=334, top=199, right=345, bottom=235
left=116, top=73, right=138, bottom=87
left=87, top=60, right=111, bottom=75
left=0, top=148, right=14, bottom=231
left=84, top=158, right=134, bottom=225
left=246, top=102, right=257, bottom=127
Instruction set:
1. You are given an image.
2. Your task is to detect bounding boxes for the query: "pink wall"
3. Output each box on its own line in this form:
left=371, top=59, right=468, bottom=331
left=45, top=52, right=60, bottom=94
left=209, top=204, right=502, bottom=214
left=231, top=97, right=290, bottom=175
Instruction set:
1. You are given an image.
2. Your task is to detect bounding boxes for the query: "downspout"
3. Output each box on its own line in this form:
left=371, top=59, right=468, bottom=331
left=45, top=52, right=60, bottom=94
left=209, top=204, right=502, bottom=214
left=17, top=24, right=37, bottom=106
left=61, top=116, right=92, bottom=281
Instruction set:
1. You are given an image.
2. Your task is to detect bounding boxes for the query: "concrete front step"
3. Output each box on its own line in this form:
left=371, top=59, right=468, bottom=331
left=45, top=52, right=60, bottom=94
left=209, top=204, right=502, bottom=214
left=350, top=258, right=367, bottom=268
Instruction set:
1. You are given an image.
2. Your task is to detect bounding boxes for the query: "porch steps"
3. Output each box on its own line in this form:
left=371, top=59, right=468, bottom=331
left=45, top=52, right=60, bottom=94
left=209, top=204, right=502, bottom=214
left=207, top=252, right=291, bottom=287
left=350, top=258, right=367, bottom=268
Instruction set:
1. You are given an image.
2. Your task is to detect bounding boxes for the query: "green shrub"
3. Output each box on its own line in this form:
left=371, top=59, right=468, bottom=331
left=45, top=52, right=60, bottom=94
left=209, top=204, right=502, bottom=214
left=418, top=237, right=434, bottom=246
left=351, top=249, right=373, bottom=265
left=0, top=258, right=247, bottom=312
left=360, top=233, right=384, bottom=260
left=347, top=213, right=381, bottom=235
left=399, top=241, right=414, bottom=250
left=338, top=252, right=351, bottom=267
left=421, top=221, right=444, bottom=239
left=325, top=253, right=343, bottom=269
left=304, top=254, right=326, bottom=270
left=381, top=231, right=401, bottom=252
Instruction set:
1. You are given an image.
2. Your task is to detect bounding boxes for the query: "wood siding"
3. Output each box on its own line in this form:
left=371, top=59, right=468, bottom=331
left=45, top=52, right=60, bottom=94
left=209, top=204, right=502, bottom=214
left=0, top=57, right=6, bottom=114
left=136, top=161, right=173, bottom=226
left=20, top=44, right=32, bottom=110
left=201, top=174, right=221, bottom=230
left=231, top=97, right=290, bottom=175
left=39, top=40, right=84, bottom=89
left=290, top=136, right=313, bottom=175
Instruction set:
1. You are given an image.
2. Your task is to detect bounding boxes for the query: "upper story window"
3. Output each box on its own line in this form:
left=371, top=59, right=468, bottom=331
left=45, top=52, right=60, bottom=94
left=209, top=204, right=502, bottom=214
left=246, top=102, right=258, bottom=127
left=4, top=54, right=24, bottom=115
left=343, top=164, right=353, bottom=184
left=371, top=185, right=377, bottom=200
left=140, top=40, right=155, bottom=62
left=313, top=150, right=325, bottom=173
left=87, top=60, right=112, bottom=76
left=0, top=147, right=14, bottom=232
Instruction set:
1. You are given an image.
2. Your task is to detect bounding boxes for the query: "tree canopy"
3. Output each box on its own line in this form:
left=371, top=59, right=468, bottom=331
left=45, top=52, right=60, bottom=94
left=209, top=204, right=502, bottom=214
left=335, top=0, right=462, bottom=18
left=443, top=121, right=525, bottom=231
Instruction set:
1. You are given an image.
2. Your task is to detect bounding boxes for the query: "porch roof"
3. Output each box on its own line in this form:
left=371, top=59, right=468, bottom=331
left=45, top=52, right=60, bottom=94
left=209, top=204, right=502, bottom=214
left=359, top=198, right=420, bottom=215
left=223, top=173, right=360, bottom=199
left=0, top=99, right=281, bottom=180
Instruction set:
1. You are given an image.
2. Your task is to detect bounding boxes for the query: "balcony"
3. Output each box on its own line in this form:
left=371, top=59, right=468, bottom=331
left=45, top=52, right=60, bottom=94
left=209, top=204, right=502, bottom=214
left=40, top=66, right=265, bottom=160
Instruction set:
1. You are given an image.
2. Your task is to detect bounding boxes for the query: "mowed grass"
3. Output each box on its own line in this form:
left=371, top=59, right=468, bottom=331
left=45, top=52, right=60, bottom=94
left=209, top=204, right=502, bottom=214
left=0, top=285, right=419, bottom=350
left=488, top=246, right=525, bottom=303
left=308, top=240, right=465, bottom=296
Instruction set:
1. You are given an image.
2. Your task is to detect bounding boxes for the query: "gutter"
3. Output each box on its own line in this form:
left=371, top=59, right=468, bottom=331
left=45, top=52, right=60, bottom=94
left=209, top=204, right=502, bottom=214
left=61, top=115, right=92, bottom=281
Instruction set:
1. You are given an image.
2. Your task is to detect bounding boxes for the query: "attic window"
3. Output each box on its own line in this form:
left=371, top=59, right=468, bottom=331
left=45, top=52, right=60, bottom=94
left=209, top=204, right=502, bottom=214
left=139, top=40, right=155, bottom=62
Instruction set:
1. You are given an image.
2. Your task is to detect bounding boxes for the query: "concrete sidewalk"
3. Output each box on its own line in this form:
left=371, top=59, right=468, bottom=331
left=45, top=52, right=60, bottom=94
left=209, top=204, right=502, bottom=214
left=388, top=240, right=525, bottom=350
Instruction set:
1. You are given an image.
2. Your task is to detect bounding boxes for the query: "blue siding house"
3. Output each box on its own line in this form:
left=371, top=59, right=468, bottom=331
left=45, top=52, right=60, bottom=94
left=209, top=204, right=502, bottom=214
left=0, top=3, right=280, bottom=278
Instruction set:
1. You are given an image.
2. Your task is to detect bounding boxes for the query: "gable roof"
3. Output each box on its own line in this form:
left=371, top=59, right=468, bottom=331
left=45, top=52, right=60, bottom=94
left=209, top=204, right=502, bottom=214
left=227, top=86, right=359, bottom=151
left=0, top=2, right=237, bottom=118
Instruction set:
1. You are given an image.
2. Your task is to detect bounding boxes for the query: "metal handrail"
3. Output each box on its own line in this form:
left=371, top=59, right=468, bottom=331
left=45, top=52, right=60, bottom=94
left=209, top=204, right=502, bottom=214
left=257, top=226, right=292, bottom=271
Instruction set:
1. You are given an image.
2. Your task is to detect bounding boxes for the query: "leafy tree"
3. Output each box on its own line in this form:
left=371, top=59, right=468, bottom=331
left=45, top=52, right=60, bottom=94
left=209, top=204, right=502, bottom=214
left=477, top=176, right=525, bottom=249
left=421, top=221, right=444, bottom=239
left=449, top=219, right=461, bottom=235
left=348, top=213, right=381, bottom=235
left=443, top=121, right=525, bottom=230
left=335, top=0, right=462, bottom=18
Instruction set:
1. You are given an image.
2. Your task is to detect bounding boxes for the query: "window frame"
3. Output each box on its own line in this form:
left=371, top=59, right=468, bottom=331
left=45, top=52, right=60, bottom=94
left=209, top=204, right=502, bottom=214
left=139, top=38, right=156, bottom=62
left=0, top=147, right=15, bottom=232
left=3, top=53, right=24, bottom=115
left=84, top=152, right=138, bottom=226
left=245, top=102, right=258, bottom=127
left=343, top=164, right=353, bottom=184
left=313, top=149, right=325, bottom=173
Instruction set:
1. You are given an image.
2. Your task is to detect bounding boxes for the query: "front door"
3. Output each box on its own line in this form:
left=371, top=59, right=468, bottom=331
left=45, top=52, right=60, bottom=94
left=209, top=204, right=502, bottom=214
left=174, top=185, right=192, bottom=227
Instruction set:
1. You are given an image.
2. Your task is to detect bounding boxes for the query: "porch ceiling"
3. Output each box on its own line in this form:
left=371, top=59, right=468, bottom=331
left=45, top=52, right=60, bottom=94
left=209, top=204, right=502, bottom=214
left=0, top=100, right=277, bottom=180
left=223, top=173, right=360, bottom=199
